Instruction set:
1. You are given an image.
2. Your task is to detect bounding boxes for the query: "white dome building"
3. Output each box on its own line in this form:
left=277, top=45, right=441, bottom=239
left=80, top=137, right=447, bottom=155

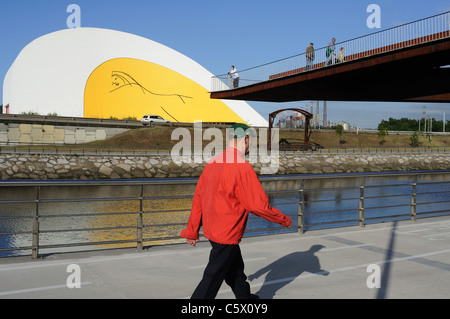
left=3, top=28, right=267, bottom=126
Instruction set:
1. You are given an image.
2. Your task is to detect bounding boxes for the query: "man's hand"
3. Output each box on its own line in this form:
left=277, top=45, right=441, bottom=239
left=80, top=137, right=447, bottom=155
left=286, top=218, right=293, bottom=229
left=186, top=239, right=198, bottom=247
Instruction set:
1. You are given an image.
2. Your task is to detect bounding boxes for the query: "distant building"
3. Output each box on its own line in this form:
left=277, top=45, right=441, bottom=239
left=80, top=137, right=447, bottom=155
left=338, top=121, right=350, bottom=131
left=3, top=28, right=267, bottom=126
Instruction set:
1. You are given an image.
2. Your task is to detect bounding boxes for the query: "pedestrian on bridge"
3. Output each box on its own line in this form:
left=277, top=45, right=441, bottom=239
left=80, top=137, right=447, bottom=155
left=338, top=47, right=345, bottom=63
left=181, top=123, right=293, bottom=299
left=305, top=42, right=315, bottom=71
left=326, top=38, right=336, bottom=65
left=228, top=65, right=239, bottom=88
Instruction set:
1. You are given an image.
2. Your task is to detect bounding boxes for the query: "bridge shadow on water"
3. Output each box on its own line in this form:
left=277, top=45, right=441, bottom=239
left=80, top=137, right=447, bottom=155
left=248, top=245, right=329, bottom=299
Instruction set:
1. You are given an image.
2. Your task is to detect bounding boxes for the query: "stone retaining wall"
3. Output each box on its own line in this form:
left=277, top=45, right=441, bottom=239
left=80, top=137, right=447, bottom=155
left=1, top=153, right=449, bottom=180
left=0, top=123, right=128, bottom=144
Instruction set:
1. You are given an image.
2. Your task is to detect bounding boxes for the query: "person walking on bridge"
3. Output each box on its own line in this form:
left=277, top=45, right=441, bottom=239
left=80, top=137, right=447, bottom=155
left=326, top=38, right=336, bottom=66
left=181, top=123, right=293, bottom=299
left=305, top=42, right=315, bottom=71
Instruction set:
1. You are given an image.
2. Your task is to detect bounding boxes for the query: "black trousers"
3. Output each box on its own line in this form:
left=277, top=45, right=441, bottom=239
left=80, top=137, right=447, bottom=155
left=191, top=241, right=257, bottom=299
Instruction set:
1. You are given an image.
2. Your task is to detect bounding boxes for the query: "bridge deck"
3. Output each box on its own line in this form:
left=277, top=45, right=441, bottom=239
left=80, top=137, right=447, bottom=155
left=211, top=38, right=450, bottom=103
left=0, top=215, right=449, bottom=300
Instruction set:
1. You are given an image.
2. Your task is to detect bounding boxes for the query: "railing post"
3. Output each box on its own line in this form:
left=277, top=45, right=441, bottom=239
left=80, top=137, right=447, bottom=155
left=32, top=187, right=40, bottom=259
left=298, top=180, right=305, bottom=235
left=411, top=175, right=418, bottom=222
left=137, top=185, right=144, bottom=251
left=359, top=178, right=365, bottom=228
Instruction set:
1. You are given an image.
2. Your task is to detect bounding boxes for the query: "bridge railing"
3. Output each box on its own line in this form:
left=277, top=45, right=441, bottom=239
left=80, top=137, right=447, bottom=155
left=211, top=11, right=450, bottom=92
left=0, top=171, right=449, bottom=259
left=1, top=141, right=450, bottom=155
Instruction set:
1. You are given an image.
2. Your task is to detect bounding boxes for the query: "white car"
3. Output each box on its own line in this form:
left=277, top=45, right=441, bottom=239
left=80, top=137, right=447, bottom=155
left=141, top=115, right=170, bottom=125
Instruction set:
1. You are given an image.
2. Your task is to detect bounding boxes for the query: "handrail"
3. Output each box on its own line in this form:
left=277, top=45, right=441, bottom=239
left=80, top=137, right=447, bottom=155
left=211, top=11, right=450, bottom=91
left=0, top=171, right=449, bottom=259
left=1, top=141, right=449, bottom=155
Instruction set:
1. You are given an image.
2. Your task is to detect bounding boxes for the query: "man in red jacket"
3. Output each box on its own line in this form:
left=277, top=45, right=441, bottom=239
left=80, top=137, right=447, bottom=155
left=181, top=123, right=293, bottom=299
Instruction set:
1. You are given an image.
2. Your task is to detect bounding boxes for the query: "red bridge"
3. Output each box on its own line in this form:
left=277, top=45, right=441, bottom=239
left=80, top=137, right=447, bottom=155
left=210, top=12, right=450, bottom=103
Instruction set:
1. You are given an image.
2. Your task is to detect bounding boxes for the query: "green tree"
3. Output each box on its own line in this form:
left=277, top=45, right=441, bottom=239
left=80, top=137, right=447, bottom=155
left=378, top=117, right=446, bottom=132
left=335, top=124, right=343, bottom=137
left=410, top=131, right=420, bottom=147
left=378, top=125, right=388, bottom=145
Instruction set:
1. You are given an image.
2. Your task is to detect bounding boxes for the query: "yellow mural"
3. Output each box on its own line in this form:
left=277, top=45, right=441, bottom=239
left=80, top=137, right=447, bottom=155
left=84, top=58, right=244, bottom=123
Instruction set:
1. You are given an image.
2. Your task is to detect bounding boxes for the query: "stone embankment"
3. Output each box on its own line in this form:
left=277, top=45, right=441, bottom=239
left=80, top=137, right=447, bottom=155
left=0, top=123, right=128, bottom=144
left=1, top=153, right=449, bottom=180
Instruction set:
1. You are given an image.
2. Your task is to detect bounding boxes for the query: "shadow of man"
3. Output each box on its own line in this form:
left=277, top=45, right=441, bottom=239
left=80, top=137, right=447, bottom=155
left=248, top=245, right=329, bottom=299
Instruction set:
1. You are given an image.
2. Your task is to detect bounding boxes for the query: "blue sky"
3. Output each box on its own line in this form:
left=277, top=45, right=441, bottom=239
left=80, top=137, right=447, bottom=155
left=1, top=0, right=449, bottom=128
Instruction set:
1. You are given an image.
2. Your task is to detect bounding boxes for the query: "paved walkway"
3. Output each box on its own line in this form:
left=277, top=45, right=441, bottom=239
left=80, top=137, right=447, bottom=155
left=1, top=215, right=450, bottom=299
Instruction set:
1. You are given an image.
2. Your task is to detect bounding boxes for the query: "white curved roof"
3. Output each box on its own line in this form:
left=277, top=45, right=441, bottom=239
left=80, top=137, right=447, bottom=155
left=3, top=27, right=267, bottom=126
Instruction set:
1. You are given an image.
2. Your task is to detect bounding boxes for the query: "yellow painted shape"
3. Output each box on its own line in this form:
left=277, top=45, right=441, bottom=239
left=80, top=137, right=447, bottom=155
left=84, top=58, right=245, bottom=123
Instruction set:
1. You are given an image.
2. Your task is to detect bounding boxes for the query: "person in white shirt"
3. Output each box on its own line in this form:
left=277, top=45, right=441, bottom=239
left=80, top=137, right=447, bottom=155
left=228, top=65, right=239, bottom=88
left=326, top=38, right=336, bottom=66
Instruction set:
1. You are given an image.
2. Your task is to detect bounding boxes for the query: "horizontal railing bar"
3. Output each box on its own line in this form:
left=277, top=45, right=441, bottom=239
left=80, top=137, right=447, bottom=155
left=303, top=219, right=359, bottom=227
left=144, top=209, right=191, bottom=214
left=364, top=214, right=411, bottom=221
left=39, top=211, right=140, bottom=218
left=417, top=209, right=450, bottom=215
left=365, top=204, right=409, bottom=210
left=0, top=215, right=35, bottom=220
left=416, top=190, right=450, bottom=196
left=0, top=231, right=32, bottom=236
left=244, top=226, right=288, bottom=234
left=302, top=186, right=361, bottom=192
left=37, top=239, right=139, bottom=249
left=0, top=246, right=33, bottom=252
left=303, top=209, right=359, bottom=215
left=364, top=183, right=415, bottom=189
left=39, top=197, right=140, bottom=203
left=304, top=197, right=361, bottom=204
left=142, top=236, right=185, bottom=242
left=415, top=180, right=450, bottom=186
left=364, top=194, right=410, bottom=200
left=143, top=223, right=187, bottom=228
left=38, top=226, right=136, bottom=234
left=417, top=200, right=450, bottom=205
left=266, top=190, right=300, bottom=195
left=0, top=200, right=38, bottom=204
left=271, top=202, right=299, bottom=206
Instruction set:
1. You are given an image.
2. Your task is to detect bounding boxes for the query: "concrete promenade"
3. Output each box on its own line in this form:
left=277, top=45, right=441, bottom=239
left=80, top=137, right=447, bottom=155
left=0, top=215, right=449, bottom=299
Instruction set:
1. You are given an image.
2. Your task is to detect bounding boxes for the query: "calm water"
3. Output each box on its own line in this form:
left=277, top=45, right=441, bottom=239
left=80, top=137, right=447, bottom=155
left=1, top=171, right=449, bottom=257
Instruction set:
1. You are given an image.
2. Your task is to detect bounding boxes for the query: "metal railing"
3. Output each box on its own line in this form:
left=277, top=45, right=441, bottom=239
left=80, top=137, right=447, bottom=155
left=1, top=141, right=449, bottom=156
left=0, top=141, right=173, bottom=155
left=211, top=11, right=450, bottom=91
left=1, top=171, right=449, bottom=259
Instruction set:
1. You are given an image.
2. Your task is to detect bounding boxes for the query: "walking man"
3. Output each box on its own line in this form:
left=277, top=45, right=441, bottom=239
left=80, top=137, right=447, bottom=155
left=181, top=123, right=293, bottom=299
left=326, top=38, right=336, bottom=66
left=305, top=42, right=315, bottom=71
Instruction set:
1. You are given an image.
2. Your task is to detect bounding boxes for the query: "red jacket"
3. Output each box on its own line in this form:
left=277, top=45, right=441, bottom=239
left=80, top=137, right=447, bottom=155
left=180, top=146, right=291, bottom=245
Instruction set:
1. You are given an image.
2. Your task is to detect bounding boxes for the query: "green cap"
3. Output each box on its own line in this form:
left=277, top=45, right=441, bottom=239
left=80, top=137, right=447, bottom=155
left=230, top=123, right=256, bottom=138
